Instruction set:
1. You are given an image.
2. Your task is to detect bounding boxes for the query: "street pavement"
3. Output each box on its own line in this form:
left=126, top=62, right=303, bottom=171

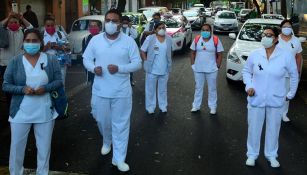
left=1, top=19, right=307, bottom=175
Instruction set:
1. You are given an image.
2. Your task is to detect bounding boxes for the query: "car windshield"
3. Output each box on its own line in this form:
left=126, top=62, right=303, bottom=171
left=263, top=15, right=284, bottom=20
left=72, top=20, right=89, bottom=31
left=239, top=23, right=279, bottom=41
left=183, top=11, right=198, bottom=17
left=218, top=12, right=236, bottom=19
left=163, top=18, right=180, bottom=28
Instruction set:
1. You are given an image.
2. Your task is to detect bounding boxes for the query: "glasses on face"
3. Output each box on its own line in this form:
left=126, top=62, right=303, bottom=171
left=282, top=26, right=292, bottom=28
left=261, top=33, right=274, bottom=38
left=24, top=39, right=40, bottom=43
left=105, top=19, right=120, bottom=23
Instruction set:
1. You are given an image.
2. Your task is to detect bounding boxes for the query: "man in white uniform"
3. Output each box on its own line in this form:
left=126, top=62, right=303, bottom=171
left=83, top=9, right=142, bottom=172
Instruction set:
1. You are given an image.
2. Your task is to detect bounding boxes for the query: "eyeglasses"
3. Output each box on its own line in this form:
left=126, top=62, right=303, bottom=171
left=105, top=19, right=120, bottom=23
left=261, top=33, right=274, bottom=38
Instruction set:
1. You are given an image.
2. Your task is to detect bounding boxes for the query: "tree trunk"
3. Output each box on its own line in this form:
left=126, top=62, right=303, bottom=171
left=280, top=0, right=287, bottom=18
left=253, top=0, right=261, bottom=17
left=117, top=0, right=126, bottom=12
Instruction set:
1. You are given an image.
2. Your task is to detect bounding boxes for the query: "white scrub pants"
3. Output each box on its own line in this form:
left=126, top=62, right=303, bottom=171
left=282, top=77, right=290, bottom=116
left=246, top=105, right=283, bottom=160
left=145, top=73, right=169, bottom=112
left=60, top=66, right=67, bottom=87
left=9, top=120, right=55, bottom=175
left=192, top=71, right=218, bottom=110
left=91, top=95, right=132, bottom=163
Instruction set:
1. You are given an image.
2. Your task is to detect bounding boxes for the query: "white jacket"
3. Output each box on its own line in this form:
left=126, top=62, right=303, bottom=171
left=242, top=47, right=299, bottom=107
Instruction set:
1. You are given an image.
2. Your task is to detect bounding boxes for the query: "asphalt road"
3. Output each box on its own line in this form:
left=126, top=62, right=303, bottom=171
left=1, top=19, right=307, bottom=175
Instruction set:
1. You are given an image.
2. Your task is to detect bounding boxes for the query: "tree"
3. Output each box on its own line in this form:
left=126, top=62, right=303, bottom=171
left=252, top=0, right=261, bottom=17
left=280, top=0, right=287, bottom=18
left=117, top=0, right=126, bottom=12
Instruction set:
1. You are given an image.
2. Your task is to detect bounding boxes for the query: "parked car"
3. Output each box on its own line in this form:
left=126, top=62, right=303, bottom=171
left=138, top=6, right=168, bottom=21
left=122, top=12, right=148, bottom=39
left=205, top=8, right=213, bottom=17
left=193, top=3, right=205, bottom=7
left=261, top=14, right=285, bottom=20
left=170, top=8, right=182, bottom=15
left=213, top=11, right=239, bottom=33
left=238, top=9, right=252, bottom=22
left=68, top=15, right=104, bottom=60
left=183, top=10, right=204, bottom=30
left=225, top=19, right=282, bottom=81
left=162, top=17, right=193, bottom=52
left=189, top=6, right=206, bottom=17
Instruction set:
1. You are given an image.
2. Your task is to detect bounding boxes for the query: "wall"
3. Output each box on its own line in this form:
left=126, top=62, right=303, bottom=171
left=19, top=0, right=46, bottom=27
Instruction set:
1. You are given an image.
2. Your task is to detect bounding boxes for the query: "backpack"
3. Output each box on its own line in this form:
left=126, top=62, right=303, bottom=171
left=194, top=35, right=219, bottom=53
left=0, top=26, right=9, bottom=48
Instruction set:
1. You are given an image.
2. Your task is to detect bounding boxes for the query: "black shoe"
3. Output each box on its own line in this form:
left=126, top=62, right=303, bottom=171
left=159, top=109, right=167, bottom=114
left=146, top=111, right=155, bottom=116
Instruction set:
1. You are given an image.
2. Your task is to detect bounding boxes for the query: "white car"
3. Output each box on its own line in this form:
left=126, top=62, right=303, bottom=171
left=261, top=14, right=285, bottom=20
left=213, top=11, right=239, bottom=33
left=238, top=9, right=252, bottom=22
left=68, top=15, right=104, bottom=60
left=205, top=8, right=213, bottom=17
left=162, top=17, right=193, bottom=52
left=226, top=19, right=282, bottom=81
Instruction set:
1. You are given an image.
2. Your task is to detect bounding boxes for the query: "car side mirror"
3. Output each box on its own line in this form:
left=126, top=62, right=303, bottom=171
left=298, top=37, right=306, bottom=43
left=229, top=33, right=236, bottom=40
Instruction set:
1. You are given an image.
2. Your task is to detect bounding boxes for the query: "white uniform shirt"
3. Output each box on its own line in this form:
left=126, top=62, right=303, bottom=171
left=141, top=38, right=168, bottom=75
left=43, top=30, right=66, bottom=55
left=278, top=35, right=303, bottom=56
left=9, top=53, right=58, bottom=123
left=121, top=27, right=138, bottom=39
left=242, top=47, right=299, bottom=108
left=190, top=36, right=224, bottom=73
left=83, top=32, right=142, bottom=98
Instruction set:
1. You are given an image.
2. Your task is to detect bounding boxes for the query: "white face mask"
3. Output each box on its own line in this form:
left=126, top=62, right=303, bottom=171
left=122, top=24, right=128, bottom=28
left=105, top=22, right=118, bottom=35
left=157, top=29, right=166, bottom=36
left=261, top=37, right=274, bottom=48
left=282, top=27, right=292, bottom=36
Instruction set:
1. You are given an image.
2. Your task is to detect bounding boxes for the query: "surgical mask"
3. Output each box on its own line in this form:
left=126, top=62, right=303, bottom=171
left=8, top=23, right=20, bottom=31
left=89, top=26, right=100, bottom=35
left=282, top=27, right=292, bottom=36
left=201, top=31, right=211, bottom=39
left=105, top=22, right=118, bottom=35
left=261, top=37, right=274, bottom=48
left=23, top=43, right=41, bottom=55
left=45, top=26, right=56, bottom=35
left=122, top=24, right=128, bottom=28
left=157, top=29, right=166, bottom=36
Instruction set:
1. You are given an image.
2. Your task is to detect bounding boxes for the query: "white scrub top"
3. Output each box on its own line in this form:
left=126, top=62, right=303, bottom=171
left=9, top=53, right=58, bottom=123
left=43, top=30, right=66, bottom=55
left=190, top=36, right=224, bottom=73
left=278, top=35, right=303, bottom=56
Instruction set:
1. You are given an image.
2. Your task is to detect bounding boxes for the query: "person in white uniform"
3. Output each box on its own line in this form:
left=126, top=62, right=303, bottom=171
left=277, top=19, right=303, bottom=122
left=43, top=15, right=70, bottom=86
left=190, top=23, right=224, bottom=114
left=141, top=22, right=173, bottom=115
left=83, top=9, right=142, bottom=172
left=242, top=27, right=299, bottom=168
left=2, top=29, right=63, bottom=175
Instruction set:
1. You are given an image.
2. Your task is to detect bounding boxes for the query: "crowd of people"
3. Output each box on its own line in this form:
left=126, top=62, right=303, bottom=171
left=0, top=6, right=303, bottom=174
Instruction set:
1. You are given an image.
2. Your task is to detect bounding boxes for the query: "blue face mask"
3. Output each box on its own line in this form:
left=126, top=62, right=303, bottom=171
left=23, top=43, right=41, bottom=55
left=201, top=31, right=211, bottom=39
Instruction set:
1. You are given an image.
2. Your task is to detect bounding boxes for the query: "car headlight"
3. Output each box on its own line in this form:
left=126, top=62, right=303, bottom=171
left=227, top=51, right=241, bottom=64
left=172, top=32, right=182, bottom=38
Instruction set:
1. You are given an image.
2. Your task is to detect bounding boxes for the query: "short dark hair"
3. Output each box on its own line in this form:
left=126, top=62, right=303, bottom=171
left=201, top=23, right=212, bottom=31
left=152, top=12, right=161, bottom=18
left=23, top=28, right=44, bottom=51
left=105, top=9, right=122, bottom=21
left=26, top=5, right=31, bottom=10
left=280, top=19, right=293, bottom=27
left=121, top=15, right=130, bottom=22
left=154, top=22, right=165, bottom=30
left=44, top=15, right=55, bottom=23
left=264, top=26, right=280, bottom=37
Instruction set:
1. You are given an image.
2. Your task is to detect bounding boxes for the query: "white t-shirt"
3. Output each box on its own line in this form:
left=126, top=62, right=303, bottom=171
left=278, top=35, right=302, bottom=56
left=83, top=32, right=142, bottom=98
left=10, top=53, right=58, bottom=123
left=190, top=36, right=224, bottom=73
left=141, top=37, right=168, bottom=75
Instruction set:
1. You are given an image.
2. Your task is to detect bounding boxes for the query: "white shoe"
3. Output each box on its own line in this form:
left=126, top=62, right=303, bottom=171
left=210, top=108, right=216, bottom=115
left=112, top=161, right=130, bottom=172
left=191, top=108, right=200, bottom=113
left=269, top=158, right=280, bottom=168
left=245, top=158, right=255, bottom=166
left=282, top=115, right=291, bottom=122
left=101, top=145, right=111, bottom=155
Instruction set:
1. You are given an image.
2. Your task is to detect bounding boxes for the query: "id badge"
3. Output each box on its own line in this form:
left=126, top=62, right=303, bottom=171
left=154, top=45, right=159, bottom=55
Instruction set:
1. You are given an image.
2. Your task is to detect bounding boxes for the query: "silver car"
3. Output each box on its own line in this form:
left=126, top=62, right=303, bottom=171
left=68, top=15, right=104, bottom=60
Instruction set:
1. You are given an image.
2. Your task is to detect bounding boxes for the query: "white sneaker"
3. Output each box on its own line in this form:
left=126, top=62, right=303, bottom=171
left=100, top=145, right=111, bottom=155
left=191, top=108, right=200, bottom=113
left=245, top=158, right=255, bottom=166
left=112, top=161, right=130, bottom=172
left=269, top=158, right=280, bottom=168
left=282, top=115, right=291, bottom=122
left=210, top=108, right=216, bottom=115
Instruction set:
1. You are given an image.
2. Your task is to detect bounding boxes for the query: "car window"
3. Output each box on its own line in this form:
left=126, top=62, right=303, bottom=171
left=183, top=11, right=198, bottom=17
left=72, top=20, right=102, bottom=31
left=239, top=23, right=279, bottom=41
left=163, top=18, right=180, bottom=28
left=218, top=12, right=236, bottom=19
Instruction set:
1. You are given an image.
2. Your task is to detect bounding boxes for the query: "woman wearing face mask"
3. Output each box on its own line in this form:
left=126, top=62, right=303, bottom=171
left=2, top=28, right=62, bottom=175
left=277, top=19, right=303, bottom=122
left=242, top=27, right=299, bottom=168
left=190, top=23, right=224, bottom=114
left=141, top=22, right=173, bottom=115
left=82, top=20, right=102, bottom=85
left=0, top=12, right=32, bottom=110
